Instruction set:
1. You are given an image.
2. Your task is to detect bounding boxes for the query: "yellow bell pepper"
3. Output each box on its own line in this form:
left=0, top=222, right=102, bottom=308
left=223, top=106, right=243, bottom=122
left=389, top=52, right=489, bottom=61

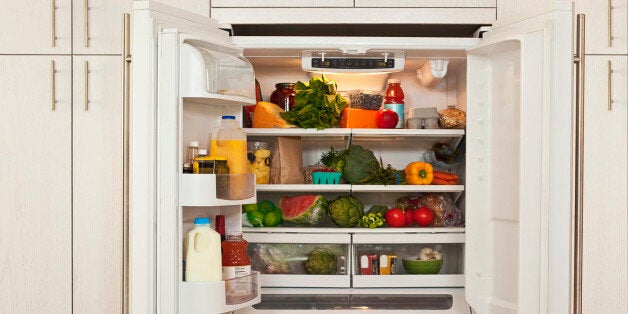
left=405, top=161, right=434, bottom=185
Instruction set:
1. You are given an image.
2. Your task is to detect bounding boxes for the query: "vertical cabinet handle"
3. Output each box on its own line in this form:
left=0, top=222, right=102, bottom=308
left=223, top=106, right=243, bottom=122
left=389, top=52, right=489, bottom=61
left=607, top=60, right=613, bottom=111
left=51, top=0, right=56, bottom=47
left=607, top=0, right=612, bottom=47
left=84, top=60, right=89, bottom=111
left=573, top=14, right=586, bottom=314
left=84, top=0, right=89, bottom=47
left=51, top=60, right=56, bottom=110
left=121, top=12, right=131, bottom=314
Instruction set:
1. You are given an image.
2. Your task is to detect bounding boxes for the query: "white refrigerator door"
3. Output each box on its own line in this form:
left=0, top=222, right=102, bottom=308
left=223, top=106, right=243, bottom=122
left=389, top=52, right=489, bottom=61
left=131, top=2, right=253, bottom=314
left=465, top=2, right=573, bottom=314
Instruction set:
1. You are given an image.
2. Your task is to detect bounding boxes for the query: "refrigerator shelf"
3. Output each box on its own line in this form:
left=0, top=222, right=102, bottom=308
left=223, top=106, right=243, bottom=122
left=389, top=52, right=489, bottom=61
left=255, top=184, right=463, bottom=193
left=256, top=184, right=352, bottom=193
left=180, top=173, right=256, bottom=206
left=246, top=127, right=464, bottom=141
left=243, top=227, right=465, bottom=235
left=183, top=94, right=256, bottom=106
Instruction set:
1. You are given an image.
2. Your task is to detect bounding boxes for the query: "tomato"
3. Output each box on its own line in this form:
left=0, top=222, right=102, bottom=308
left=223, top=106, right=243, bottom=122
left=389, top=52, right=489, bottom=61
left=376, top=109, right=399, bottom=129
left=385, top=208, right=406, bottom=228
left=404, top=209, right=414, bottom=226
left=413, top=206, right=434, bottom=227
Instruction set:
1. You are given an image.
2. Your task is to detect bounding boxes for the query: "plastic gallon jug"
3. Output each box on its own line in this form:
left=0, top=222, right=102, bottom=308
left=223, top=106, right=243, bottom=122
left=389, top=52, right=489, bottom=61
left=183, top=217, right=222, bottom=282
left=210, top=115, right=250, bottom=199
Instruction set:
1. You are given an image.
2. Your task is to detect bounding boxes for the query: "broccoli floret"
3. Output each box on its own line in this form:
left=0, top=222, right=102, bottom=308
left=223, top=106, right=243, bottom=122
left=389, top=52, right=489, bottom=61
left=343, top=145, right=380, bottom=184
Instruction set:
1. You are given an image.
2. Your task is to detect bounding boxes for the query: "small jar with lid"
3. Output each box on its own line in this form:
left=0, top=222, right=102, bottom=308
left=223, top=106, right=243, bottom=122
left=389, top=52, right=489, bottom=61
left=193, top=156, right=230, bottom=174
left=270, top=83, right=296, bottom=111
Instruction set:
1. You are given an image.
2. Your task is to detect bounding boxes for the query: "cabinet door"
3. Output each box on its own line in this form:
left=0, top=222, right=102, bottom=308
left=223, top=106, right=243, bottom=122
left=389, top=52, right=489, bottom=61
left=211, top=0, right=353, bottom=7
left=575, top=0, right=627, bottom=54
left=72, top=0, right=132, bottom=54
left=0, top=56, right=72, bottom=313
left=0, top=0, right=72, bottom=54
left=72, top=56, right=124, bottom=314
left=582, top=55, right=627, bottom=314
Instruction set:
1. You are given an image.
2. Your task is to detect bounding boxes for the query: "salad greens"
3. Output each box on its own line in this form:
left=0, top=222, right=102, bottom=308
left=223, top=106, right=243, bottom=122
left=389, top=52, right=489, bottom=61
left=280, top=75, right=348, bottom=130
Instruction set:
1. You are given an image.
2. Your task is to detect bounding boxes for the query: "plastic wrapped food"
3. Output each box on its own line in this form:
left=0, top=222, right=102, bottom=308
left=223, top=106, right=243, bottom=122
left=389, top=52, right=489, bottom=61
left=438, top=106, right=466, bottom=129
left=417, top=193, right=463, bottom=227
left=348, top=89, right=384, bottom=110
left=248, top=244, right=346, bottom=275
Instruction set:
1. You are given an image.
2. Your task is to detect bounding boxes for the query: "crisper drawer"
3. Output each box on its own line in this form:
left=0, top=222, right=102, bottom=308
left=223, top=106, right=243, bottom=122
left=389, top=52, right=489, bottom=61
left=352, top=233, right=465, bottom=288
left=244, top=233, right=351, bottom=288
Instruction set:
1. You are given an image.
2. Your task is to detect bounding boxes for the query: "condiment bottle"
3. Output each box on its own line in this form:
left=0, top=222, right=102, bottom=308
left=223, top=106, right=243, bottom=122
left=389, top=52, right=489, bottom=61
left=270, top=83, right=296, bottom=111
left=215, top=215, right=226, bottom=242
left=222, top=232, right=252, bottom=301
left=384, top=79, right=405, bottom=128
left=182, top=217, right=222, bottom=282
left=209, top=116, right=248, bottom=199
left=184, top=141, right=199, bottom=173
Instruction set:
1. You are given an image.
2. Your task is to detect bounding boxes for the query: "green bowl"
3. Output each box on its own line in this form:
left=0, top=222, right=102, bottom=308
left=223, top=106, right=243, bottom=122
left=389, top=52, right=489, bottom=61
left=402, top=258, right=443, bottom=274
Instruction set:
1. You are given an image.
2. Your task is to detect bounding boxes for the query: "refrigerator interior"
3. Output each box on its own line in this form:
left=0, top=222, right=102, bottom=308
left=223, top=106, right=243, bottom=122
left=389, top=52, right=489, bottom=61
left=179, top=45, right=471, bottom=313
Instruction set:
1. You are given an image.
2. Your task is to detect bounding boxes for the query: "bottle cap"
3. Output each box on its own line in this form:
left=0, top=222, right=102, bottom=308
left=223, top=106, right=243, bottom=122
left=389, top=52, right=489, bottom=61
left=215, top=215, right=225, bottom=226
left=198, top=149, right=207, bottom=155
left=189, top=141, right=199, bottom=147
left=194, top=217, right=210, bottom=225
left=387, top=78, right=400, bottom=84
left=222, top=115, right=236, bottom=120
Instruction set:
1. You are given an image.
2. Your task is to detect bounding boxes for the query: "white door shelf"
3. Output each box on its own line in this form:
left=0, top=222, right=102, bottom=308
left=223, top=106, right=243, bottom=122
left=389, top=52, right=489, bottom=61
left=180, top=272, right=261, bottom=314
left=180, top=174, right=256, bottom=206
left=183, top=95, right=256, bottom=107
left=353, top=274, right=465, bottom=288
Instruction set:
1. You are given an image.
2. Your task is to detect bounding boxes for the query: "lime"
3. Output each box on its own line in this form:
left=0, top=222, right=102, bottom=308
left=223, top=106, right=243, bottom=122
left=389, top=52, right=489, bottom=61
left=247, top=210, right=265, bottom=227
left=257, top=200, right=275, bottom=214
left=263, top=211, right=282, bottom=227
left=242, top=203, right=258, bottom=213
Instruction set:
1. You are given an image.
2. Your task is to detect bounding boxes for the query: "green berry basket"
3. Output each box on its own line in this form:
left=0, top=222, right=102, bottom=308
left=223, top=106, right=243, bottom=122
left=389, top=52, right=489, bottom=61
left=311, top=172, right=342, bottom=184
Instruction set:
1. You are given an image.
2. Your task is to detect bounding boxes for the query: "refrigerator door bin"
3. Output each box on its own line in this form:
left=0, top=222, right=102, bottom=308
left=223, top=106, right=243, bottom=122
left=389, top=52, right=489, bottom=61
left=180, top=38, right=256, bottom=103
left=180, top=271, right=261, bottom=313
left=180, top=173, right=256, bottom=206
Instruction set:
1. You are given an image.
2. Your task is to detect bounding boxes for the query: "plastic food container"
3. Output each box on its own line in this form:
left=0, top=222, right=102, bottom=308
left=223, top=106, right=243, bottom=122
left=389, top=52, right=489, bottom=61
left=406, top=107, right=440, bottom=129
left=247, top=142, right=273, bottom=184
left=348, top=90, right=384, bottom=110
left=311, top=172, right=342, bottom=184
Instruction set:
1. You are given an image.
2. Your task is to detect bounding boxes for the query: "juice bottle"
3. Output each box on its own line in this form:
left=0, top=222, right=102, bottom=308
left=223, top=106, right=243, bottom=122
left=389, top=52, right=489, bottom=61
left=384, top=79, right=405, bottom=128
left=210, top=116, right=249, bottom=199
left=182, top=217, right=222, bottom=282
left=222, top=232, right=252, bottom=302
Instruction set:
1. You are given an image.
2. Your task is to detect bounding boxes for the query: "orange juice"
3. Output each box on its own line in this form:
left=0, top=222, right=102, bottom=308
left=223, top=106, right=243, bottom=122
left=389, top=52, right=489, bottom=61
left=209, top=116, right=249, bottom=200
left=210, top=139, right=247, bottom=174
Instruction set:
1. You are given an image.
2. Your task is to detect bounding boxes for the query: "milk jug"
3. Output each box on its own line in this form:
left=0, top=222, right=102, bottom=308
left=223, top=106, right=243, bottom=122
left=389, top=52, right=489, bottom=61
left=183, top=217, right=222, bottom=282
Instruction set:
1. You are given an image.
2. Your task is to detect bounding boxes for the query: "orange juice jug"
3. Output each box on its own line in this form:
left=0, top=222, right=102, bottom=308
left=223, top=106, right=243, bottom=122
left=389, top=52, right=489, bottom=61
left=209, top=116, right=249, bottom=199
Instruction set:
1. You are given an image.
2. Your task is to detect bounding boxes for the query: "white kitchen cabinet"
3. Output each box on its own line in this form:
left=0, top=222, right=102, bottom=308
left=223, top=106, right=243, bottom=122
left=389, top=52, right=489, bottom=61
left=355, top=0, right=496, bottom=7
left=211, top=0, right=353, bottom=7
left=575, top=0, right=628, bottom=54
left=72, top=0, right=132, bottom=54
left=156, top=0, right=209, bottom=16
left=0, top=0, right=72, bottom=54
left=582, top=55, right=627, bottom=314
left=0, top=56, right=72, bottom=313
left=72, top=56, right=124, bottom=314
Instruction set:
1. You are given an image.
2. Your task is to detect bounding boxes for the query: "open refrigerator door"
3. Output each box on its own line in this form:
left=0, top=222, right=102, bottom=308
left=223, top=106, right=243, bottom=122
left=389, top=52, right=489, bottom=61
left=464, top=2, right=573, bottom=313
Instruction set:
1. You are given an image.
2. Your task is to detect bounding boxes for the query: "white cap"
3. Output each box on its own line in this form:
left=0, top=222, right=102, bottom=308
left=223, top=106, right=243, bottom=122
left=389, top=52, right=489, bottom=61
left=189, top=141, right=199, bottom=147
left=387, top=78, right=400, bottom=84
left=198, top=149, right=207, bottom=155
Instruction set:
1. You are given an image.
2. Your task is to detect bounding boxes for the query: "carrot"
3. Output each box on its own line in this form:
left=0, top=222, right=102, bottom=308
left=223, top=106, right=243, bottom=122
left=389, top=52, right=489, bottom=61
left=431, top=178, right=458, bottom=185
left=433, top=170, right=459, bottom=181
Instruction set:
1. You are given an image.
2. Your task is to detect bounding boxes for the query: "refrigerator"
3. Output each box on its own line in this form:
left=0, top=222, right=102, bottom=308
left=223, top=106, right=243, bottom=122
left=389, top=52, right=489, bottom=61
left=129, top=1, right=574, bottom=313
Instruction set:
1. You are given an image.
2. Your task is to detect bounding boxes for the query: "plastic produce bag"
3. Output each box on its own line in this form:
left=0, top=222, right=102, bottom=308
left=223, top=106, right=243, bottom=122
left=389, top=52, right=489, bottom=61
left=248, top=243, right=346, bottom=275
left=438, top=107, right=466, bottom=129
left=417, top=193, right=463, bottom=227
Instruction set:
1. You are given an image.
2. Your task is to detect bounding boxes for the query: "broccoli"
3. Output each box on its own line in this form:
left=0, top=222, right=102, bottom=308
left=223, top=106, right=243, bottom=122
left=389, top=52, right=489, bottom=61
left=343, top=145, right=380, bottom=184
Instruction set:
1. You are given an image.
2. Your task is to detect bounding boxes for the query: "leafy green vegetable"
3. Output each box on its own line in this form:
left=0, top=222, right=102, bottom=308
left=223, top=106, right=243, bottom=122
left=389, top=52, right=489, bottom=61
left=320, top=146, right=348, bottom=173
left=320, top=146, right=404, bottom=185
left=343, top=145, right=380, bottom=184
left=357, top=158, right=405, bottom=185
left=360, top=212, right=385, bottom=229
left=280, top=75, right=348, bottom=130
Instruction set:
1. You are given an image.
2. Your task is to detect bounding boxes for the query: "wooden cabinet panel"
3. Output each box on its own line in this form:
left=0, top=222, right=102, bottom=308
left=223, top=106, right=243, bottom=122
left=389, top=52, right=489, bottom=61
left=156, top=0, right=209, bottom=16
left=355, top=0, right=496, bottom=7
left=0, top=56, right=72, bottom=313
left=211, top=0, right=353, bottom=7
left=582, top=55, right=627, bottom=314
left=0, top=0, right=72, bottom=54
left=72, top=0, right=132, bottom=54
left=575, top=0, right=627, bottom=55
left=211, top=7, right=495, bottom=24
left=72, top=56, right=124, bottom=314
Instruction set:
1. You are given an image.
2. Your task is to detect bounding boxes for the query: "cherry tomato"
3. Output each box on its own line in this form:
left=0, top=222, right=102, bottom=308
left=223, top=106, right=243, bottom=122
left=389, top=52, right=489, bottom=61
left=413, top=207, right=434, bottom=227
left=385, top=208, right=406, bottom=228
left=404, top=209, right=414, bottom=226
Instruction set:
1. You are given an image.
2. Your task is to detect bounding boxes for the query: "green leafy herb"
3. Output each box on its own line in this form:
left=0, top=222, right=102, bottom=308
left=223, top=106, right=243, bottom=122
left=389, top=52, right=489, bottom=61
left=280, top=75, right=348, bottom=130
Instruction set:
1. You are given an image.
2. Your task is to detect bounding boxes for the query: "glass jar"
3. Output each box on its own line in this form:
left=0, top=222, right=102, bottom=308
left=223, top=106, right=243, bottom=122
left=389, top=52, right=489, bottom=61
left=247, top=142, right=273, bottom=184
left=222, top=232, right=253, bottom=302
left=193, top=156, right=229, bottom=174
left=270, top=83, right=296, bottom=111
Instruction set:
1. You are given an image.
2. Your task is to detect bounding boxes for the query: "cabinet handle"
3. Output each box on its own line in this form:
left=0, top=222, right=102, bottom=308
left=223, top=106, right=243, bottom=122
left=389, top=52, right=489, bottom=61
left=84, top=0, right=89, bottom=47
left=84, top=60, right=89, bottom=111
left=121, top=12, right=131, bottom=314
left=572, top=14, right=585, bottom=314
left=51, top=60, right=56, bottom=111
left=607, top=60, right=613, bottom=111
left=607, top=0, right=612, bottom=47
left=51, top=0, right=56, bottom=47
